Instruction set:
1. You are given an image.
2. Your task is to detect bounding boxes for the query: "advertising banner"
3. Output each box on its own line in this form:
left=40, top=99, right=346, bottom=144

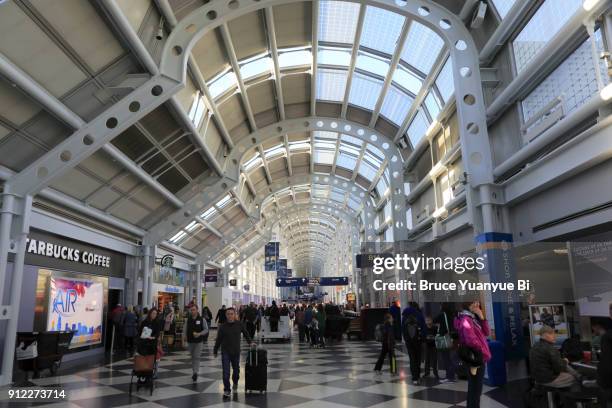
left=47, top=276, right=103, bottom=348
left=204, top=268, right=218, bottom=283
left=264, top=242, right=280, bottom=271
left=277, top=259, right=288, bottom=278
left=529, top=304, right=569, bottom=346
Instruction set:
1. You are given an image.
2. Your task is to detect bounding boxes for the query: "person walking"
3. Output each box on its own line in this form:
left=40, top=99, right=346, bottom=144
left=244, top=302, right=258, bottom=339
left=389, top=300, right=402, bottom=341
left=137, top=308, right=161, bottom=357
left=184, top=303, right=208, bottom=381
left=435, top=303, right=457, bottom=383
left=123, top=305, right=138, bottom=355
left=268, top=301, right=280, bottom=332
left=213, top=307, right=254, bottom=398
left=304, top=304, right=313, bottom=343
left=316, top=303, right=327, bottom=347
left=295, top=306, right=306, bottom=342
left=455, top=301, right=491, bottom=408
left=374, top=313, right=396, bottom=375
left=215, top=305, right=227, bottom=327
left=423, top=316, right=439, bottom=379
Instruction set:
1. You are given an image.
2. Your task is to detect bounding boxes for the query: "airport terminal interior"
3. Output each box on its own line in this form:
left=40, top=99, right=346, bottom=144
left=0, top=0, right=612, bottom=406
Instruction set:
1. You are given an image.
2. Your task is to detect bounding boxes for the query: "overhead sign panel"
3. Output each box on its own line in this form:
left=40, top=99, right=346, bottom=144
left=276, top=276, right=349, bottom=287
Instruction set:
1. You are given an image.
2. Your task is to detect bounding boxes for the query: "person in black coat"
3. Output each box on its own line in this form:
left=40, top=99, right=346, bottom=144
left=374, top=313, right=396, bottom=374
left=268, top=301, right=281, bottom=332
left=594, top=311, right=612, bottom=407
left=137, top=308, right=161, bottom=356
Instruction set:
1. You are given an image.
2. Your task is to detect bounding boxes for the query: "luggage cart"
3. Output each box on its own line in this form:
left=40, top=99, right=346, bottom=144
left=129, top=354, right=157, bottom=396
left=16, top=331, right=74, bottom=380
left=260, top=316, right=291, bottom=343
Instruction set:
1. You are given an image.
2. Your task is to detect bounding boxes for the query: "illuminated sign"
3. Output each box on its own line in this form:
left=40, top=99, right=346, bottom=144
left=26, top=238, right=111, bottom=268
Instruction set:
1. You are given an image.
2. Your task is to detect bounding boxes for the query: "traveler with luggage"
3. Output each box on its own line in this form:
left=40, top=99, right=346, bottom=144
left=374, top=313, right=397, bottom=375
left=137, top=308, right=161, bottom=357
left=213, top=307, right=255, bottom=398
left=184, top=303, right=208, bottom=382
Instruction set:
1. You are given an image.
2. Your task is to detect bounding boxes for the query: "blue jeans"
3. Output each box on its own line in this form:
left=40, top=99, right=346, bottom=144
left=221, top=352, right=240, bottom=392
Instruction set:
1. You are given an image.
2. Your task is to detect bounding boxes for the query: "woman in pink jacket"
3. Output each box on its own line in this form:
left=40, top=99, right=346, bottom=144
left=454, top=300, right=491, bottom=408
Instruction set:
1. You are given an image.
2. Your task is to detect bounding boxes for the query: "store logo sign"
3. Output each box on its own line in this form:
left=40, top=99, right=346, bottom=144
left=25, top=238, right=111, bottom=268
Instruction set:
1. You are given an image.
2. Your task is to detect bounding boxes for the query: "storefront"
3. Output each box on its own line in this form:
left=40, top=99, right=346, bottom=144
left=16, top=229, right=127, bottom=357
left=152, top=282, right=184, bottom=310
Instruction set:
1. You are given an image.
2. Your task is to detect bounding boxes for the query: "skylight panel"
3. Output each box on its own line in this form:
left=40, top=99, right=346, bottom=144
left=209, top=71, right=237, bottom=99
left=264, top=144, right=286, bottom=159
left=401, top=21, right=444, bottom=74
left=201, top=206, right=217, bottom=220
left=435, top=57, right=454, bottom=104
left=376, top=177, right=389, bottom=196
left=188, top=92, right=206, bottom=128
left=381, top=85, right=414, bottom=125
left=319, top=0, right=361, bottom=44
left=318, top=48, right=351, bottom=66
left=356, top=53, right=390, bottom=77
left=240, top=56, right=272, bottom=80
left=513, top=0, right=581, bottom=73
left=357, top=160, right=377, bottom=181
left=363, top=150, right=383, bottom=168
left=243, top=152, right=262, bottom=171
left=169, top=230, right=187, bottom=243
left=366, top=144, right=384, bottom=162
left=317, top=68, right=348, bottom=101
left=279, top=49, right=312, bottom=69
left=314, top=150, right=335, bottom=164
left=185, top=220, right=198, bottom=232
left=330, top=190, right=345, bottom=203
left=340, top=134, right=362, bottom=147
left=393, top=66, right=422, bottom=95
left=490, top=0, right=516, bottom=19
left=337, top=152, right=358, bottom=170
left=348, top=73, right=383, bottom=110
left=360, top=6, right=405, bottom=54
left=216, top=194, right=232, bottom=209
left=407, top=109, right=430, bottom=147
left=424, top=91, right=442, bottom=120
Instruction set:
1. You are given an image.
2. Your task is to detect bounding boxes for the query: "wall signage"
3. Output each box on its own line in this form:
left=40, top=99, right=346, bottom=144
left=26, top=238, right=111, bottom=268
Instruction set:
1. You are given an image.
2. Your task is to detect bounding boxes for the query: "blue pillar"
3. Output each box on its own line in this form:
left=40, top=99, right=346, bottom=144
left=475, top=232, right=524, bottom=360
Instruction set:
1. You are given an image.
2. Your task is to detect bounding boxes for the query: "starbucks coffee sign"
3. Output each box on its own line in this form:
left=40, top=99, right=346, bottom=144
left=26, top=237, right=111, bottom=268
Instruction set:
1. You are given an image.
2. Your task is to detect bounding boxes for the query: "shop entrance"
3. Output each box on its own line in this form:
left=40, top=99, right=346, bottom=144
left=105, top=289, right=123, bottom=351
left=158, top=292, right=180, bottom=312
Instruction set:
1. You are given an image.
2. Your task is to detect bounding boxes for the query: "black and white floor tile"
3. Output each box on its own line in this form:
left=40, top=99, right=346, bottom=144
left=1, top=333, right=530, bottom=408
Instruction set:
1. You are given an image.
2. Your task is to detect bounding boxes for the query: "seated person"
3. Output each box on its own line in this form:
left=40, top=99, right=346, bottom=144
left=530, top=325, right=581, bottom=389
left=560, top=334, right=583, bottom=363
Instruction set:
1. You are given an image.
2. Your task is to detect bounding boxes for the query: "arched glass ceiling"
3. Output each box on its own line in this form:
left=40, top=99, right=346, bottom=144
left=189, top=1, right=456, bottom=149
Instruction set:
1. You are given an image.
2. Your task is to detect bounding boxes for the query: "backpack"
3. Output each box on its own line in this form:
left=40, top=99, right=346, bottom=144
left=374, top=323, right=384, bottom=342
left=402, top=314, right=420, bottom=343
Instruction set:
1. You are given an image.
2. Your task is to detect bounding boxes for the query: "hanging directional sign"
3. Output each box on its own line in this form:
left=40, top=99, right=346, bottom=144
left=276, top=276, right=349, bottom=287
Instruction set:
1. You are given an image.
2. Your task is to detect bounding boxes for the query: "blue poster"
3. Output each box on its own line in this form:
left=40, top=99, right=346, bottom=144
left=277, top=259, right=288, bottom=278
left=264, top=242, right=279, bottom=271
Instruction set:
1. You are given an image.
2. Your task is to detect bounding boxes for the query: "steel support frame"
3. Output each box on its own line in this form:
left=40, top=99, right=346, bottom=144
left=195, top=173, right=367, bottom=261
left=145, top=117, right=403, bottom=245
left=0, top=1, right=497, bottom=385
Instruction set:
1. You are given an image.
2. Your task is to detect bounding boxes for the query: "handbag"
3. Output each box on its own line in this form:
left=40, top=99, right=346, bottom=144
left=434, top=312, right=453, bottom=350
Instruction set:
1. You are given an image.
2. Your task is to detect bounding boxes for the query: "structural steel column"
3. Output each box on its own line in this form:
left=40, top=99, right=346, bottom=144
left=0, top=189, right=32, bottom=386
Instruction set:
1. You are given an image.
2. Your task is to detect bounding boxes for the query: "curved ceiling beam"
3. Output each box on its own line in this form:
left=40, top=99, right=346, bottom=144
left=204, top=202, right=359, bottom=264
left=172, top=173, right=368, bottom=259
left=146, top=116, right=402, bottom=245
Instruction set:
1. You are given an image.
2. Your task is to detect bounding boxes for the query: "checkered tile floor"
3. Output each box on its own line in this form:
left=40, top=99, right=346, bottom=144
left=1, top=332, right=530, bottom=408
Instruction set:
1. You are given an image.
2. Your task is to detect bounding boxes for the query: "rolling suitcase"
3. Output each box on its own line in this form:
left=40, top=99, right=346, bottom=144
left=245, top=347, right=267, bottom=393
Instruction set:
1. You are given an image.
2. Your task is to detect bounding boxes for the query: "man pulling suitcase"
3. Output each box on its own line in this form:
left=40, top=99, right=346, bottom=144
left=213, top=307, right=255, bottom=398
